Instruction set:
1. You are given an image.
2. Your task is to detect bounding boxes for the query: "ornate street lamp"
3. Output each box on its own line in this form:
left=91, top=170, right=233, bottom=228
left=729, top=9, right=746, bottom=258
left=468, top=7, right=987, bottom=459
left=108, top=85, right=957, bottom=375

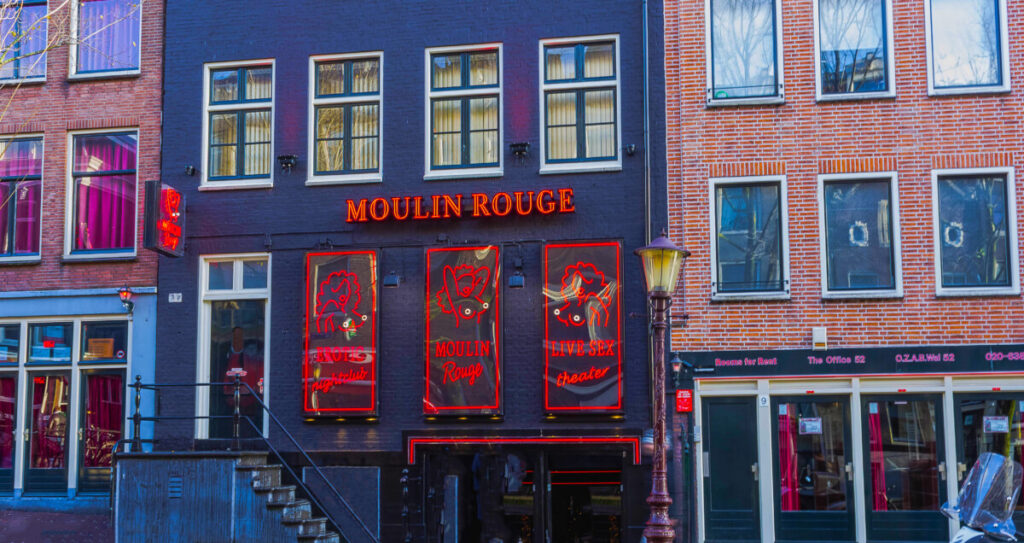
left=636, top=235, right=689, bottom=543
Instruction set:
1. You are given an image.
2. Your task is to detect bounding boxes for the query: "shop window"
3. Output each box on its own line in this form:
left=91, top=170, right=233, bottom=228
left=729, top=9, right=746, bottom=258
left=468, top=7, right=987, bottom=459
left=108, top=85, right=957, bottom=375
left=866, top=400, right=940, bottom=511
left=0, top=325, right=19, bottom=364
left=711, top=177, right=789, bottom=298
left=80, top=373, right=123, bottom=479
left=28, top=374, right=69, bottom=470
left=821, top=175, right=901, bottom=296
left=73, top=0, right=141, bottom=75
left=69, top=131, right=137, bottom=255
left=0, top=0, right=48, bottom=80
left=204, top=62, right=274, bottom=186
left=777, top=402, right=848, bottom=512
left=426, top=45, right=501, bottom=177
left=541, top=37, right=619, bottom=172
left=0, top=137, right=42, bottom=260
left=708, top=0, right=783, bottom=103
left=926, top=0, right=1009, bottom=94
left=816, top=0, right=893, bottom=99
left=0, top=375, right=15, bottom=471
left=933, top=169, right=1018, bottom=295
left=80, top=321, right=128, bottom=362
left=309, top=54, right=381, bottom=184
left=28, top=323, right=72, bottom=364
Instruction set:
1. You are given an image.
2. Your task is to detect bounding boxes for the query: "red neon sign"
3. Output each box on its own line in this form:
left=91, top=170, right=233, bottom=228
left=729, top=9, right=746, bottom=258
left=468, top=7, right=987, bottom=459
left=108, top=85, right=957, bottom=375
left=143, top=180, right=185, bottom=257
left=303, top=251, right=378, bottom=416
left=676, top=390, right=693, bottom=413
left=425, top=246, right=500, bottom=415
left=346, top=188, right=575, bottom=223
left=544, top=242, right=623, bottom=413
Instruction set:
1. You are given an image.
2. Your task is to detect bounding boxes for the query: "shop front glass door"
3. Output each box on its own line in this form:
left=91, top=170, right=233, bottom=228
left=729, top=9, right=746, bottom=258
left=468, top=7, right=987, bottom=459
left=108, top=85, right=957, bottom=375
left=208, top=300, right=265, bottom=438
left=862, top=396, right=946, bottom=542
left=703, top=396, right=760, bottom=542
left=772, top=397, right=854, bottom=542
left=547, top=454, right=623, bottom=543
left=25, top=373, right=70, bottom=494
left=955, top=395, right=1024, bottom=527
left=79, top=372, right=123, bottom=493
left=0, top=374, right=15, bottom=493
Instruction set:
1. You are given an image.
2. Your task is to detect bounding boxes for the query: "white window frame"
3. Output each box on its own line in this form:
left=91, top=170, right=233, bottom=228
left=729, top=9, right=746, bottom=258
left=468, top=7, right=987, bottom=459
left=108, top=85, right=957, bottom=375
left=812, top=0, right=896, bottom=101
left=0, top=0, right=50, bottom=84
left=709, top=175, right=791, bottom=301
left=817, top=172, right=904, bottom=299
left=423, top=42, right=503, bottom=181
left=0, top=315, right=132, bottom=495
left=931, top=167, right=1020, bottom=297
left=0, top=133, right=44, bottom=264
left=62, top=128, right=139, bottom=261
left=538, top=34, right=622, bottom=175
left=307, top=51, right=384, bottom=186
left=195, top=253, right=272, bottom=439
left=704, top=0, right=786, bottom=107
left=200, top=59, right=276, bottom=191
left=924, top=0, right=1010, bottom=96
left=68, top=0, right=143, bottom=80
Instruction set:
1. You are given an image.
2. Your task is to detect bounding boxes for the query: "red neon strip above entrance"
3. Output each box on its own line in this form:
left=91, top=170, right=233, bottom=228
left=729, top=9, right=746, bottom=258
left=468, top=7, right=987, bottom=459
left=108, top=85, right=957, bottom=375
left=406, top=436, right=641, bottom=465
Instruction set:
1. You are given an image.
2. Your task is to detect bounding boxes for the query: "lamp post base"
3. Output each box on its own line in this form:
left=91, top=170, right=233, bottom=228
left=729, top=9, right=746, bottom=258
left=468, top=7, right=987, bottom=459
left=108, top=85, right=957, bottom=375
left=643, top=490, right=675, bottom=542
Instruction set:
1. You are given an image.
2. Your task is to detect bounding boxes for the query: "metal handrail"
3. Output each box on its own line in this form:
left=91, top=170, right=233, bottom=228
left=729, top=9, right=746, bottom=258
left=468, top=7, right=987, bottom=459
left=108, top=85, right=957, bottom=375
left=121, top=376, right=379, bottom=543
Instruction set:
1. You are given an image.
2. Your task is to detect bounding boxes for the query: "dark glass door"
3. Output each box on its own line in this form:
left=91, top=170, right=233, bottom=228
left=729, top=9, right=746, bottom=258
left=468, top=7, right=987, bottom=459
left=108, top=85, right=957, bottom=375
left=955, top=394, right=1024, bottom=528
left=79, top=372, right=124, bottom=493
left=547, top=454, right=623, bottom=543
left=24, top=373, right=70, bottom=494
left=862, top=395, right=946, bottom=542
left=0, top=374, right=15, bottom=493
left=772, top=396, right=854, bottom=542
left=703, top=396, right=760, bottom=542
left=209, top=300, right=265, bottom=438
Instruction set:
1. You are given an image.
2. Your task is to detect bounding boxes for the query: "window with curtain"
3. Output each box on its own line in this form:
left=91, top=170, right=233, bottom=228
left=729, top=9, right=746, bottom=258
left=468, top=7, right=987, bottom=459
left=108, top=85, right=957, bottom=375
left=937, top=174, right=1012, bottom=288
left=928, top=0, right=1004, bottom=90
left=818, top=0, right=889, bottom=95
left=0, top=137, right=42, bottom=258
left=823, top=178, right=896, bottom=291
left=0, top=375, right=14, bottom=471
left=710, top=0, right=780, bottom=100
left=71, top=132, right=137, bottom=253
left=312, top=56, right=380, bottom=177
left=714, top=181, right=785, bottom=293
left=428, top=48, right=499, bottom=170
left=543, top=40, right=617, bottom=163
left=75, top=0, right=141, bottom=74
left=207, top=65, right=273, bottom=181
left=0, top=0, right=49, bottom=80
left=81, top=373, right=122, bottom=469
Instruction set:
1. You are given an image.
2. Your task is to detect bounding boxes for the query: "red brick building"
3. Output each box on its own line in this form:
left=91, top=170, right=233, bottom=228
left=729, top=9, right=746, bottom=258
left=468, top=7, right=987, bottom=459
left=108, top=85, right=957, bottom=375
left=665, top=0, right=1024, bottom=542
left=0, top=0, right=161, bottom=533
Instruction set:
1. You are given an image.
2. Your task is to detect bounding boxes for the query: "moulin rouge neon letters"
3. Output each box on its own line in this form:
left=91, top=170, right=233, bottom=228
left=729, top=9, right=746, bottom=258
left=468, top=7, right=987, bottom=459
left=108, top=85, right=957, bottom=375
left=346, top=188, right=575, bottom=223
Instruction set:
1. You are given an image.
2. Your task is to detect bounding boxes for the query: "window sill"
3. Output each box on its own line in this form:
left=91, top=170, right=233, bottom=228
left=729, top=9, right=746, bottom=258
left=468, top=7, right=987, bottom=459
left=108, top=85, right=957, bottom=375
left=67, top=69, right=141, bottom=82
left=62, top=252, right=137, bottom=263
left=928, top=85, right=1011, bottom=97
left=816, top=90, right=896, bottom=102
left=424, top=168, right=502, bottom=181
left=706, top=95, right=785, bottom=108
left=935, top=286, right=1020, bottom=298
left=539, top=162, right=621, bottom=175
left=199, top=180, right=273, bottom=191
left=711, top=292, right=790, bottom=302
left=306, top=173, right=382, bottom=186
left=0, top=256, right=41, bottom=265
left=822, top=290, right=902, bottom=300
left=0, top=77, right=46, bottom=87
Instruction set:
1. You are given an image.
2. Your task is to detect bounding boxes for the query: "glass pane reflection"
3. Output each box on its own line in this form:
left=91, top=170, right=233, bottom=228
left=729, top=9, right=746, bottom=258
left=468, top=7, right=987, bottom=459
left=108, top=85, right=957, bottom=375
left=867, top=400, right=940, bottom=511
left=777, top=401, right=848, bottom=511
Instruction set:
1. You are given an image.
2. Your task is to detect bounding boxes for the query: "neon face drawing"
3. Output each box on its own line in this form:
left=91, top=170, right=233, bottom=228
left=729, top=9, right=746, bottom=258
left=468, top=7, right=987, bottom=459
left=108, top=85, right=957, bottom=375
left=315, top=271, right=367, bottom=334
left=436, top=264, right=491, bottom=327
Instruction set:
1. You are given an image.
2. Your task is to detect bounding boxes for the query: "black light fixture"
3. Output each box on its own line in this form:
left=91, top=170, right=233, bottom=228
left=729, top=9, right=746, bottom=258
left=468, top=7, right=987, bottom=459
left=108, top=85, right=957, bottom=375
left=625, top=144, right=637, bottom=156
left=184, top=165, right=197, bottom=176
left=118, top=285, right=135, bottom=313
left=382, top=271, right=401, bottom=288
left=510, top=142, right=530, bottom=159
left=277, top=154, right=298, bottom=172
left=508, top=257, right=525, bottom=289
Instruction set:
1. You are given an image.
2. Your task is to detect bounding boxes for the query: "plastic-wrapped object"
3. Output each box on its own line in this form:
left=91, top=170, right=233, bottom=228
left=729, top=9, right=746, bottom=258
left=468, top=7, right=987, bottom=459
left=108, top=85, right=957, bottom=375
left=942, top=452, right=1023, bottom=541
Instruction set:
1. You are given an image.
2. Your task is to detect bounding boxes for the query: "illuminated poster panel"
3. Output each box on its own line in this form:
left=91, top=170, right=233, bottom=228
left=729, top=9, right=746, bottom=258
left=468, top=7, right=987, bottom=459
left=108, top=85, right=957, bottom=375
left=425, top=246, right=501, bottom=415
left=304, top=251, right=377, bottom=416
left=544, top=242, right=622, bottom=412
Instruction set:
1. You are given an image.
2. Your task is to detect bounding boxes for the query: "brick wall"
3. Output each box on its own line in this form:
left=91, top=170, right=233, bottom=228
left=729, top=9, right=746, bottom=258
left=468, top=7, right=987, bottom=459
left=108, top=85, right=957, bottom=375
left=0, top=0, right=163, bottom=292
left=665, top=0, right=1024, bottom=351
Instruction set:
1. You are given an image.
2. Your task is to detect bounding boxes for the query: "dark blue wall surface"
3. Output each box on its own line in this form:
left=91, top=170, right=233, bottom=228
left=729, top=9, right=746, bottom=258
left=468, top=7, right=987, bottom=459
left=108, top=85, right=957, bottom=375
left=157, top=0, right=667, bottom=452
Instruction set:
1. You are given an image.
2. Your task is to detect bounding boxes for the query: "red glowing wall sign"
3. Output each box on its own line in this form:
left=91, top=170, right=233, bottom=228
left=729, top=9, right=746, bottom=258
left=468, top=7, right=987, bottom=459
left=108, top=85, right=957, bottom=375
left=676, top=390, right=693, bottom=413
left=346, top=188, right=575, bottom=223
left=143, top=179, right=185, bottom=257
left=425, top=246, right=501, bottom=415
left=303, top=251, right=378, bottom=416
left=544, top=242, right=622, bottom=413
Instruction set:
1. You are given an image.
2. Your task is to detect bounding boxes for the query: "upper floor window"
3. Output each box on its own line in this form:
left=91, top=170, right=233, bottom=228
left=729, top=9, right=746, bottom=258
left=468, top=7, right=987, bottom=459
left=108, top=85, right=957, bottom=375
left=932, top=168, right=1019, bottom=295
left=0, top=0, right=49, bottom=80
left=0, top=137, right=42, bottom=260
left=308, top=53, right=381, bottom=185
left=707, top=0, right=783, bottom=104
left=815, top=0, right=894, bottom=99
left=68, top=131, right=137, bottom=256
left=711, top=176, right=789, bottom=299
left=926, top=0, right=1009, bottom=95
left=540, top=36, right=620, bottom=173
left=426, top=45, right=501, bottom=179
left=74, top=0, right=141, bottom=75
left=203, top=62, right=274, bottom=188
left=819, top=174, right=902, bottom=298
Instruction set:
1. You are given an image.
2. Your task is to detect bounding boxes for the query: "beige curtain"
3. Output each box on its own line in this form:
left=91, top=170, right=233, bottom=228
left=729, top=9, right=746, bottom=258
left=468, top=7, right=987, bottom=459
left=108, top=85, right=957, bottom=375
left=243, top=110, right=271, bottom=176
left=546, top=92, right=577, bottom=160
left=432, top=99, right=461, bottom=166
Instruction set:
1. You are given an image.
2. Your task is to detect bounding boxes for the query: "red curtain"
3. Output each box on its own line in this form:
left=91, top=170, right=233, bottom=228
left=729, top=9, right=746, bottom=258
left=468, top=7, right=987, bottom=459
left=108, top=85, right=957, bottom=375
left=0, top=377, right=14, bottom=469
left=869, top=409, right=888, bottom=511
left=83, top=374, right=123, bottom=468
left=31, top=376, right=68, bottom=469
left=73, top=134, right=136, bottom=251
left=779, top=408, right=799, bottom=511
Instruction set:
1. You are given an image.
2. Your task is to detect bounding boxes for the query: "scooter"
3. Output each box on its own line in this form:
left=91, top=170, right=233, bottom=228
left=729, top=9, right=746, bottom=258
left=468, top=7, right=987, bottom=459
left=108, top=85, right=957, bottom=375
left=942, top=452, right=1024, bottom=542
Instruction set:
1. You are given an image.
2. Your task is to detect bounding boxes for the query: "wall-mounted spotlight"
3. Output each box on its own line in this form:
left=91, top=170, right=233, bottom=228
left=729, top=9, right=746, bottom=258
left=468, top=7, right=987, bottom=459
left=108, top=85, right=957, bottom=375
left=277, top=154, right=298, bottom=173
left=624, top=144, right=637, bottom=156
left=510, top=142, right=530, bottom=159
left=383, top=271, right=401, bottom=288
left=184, top=165, right=197, bottom=177
left=118, top=285, right=135, bottom=313
left=508, top=257, right=525, bottom=288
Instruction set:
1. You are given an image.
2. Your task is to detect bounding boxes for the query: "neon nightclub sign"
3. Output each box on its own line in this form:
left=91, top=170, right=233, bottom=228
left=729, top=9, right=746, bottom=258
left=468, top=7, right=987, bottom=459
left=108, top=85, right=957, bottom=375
left=346, top=188, right=576, bottom=223
left=143, top=180, right=185, bottom=257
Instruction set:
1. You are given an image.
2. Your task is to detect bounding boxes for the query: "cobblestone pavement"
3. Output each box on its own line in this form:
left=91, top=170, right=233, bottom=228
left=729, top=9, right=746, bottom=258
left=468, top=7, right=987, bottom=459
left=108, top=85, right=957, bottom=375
left=0, top=510, right=112, bottom=543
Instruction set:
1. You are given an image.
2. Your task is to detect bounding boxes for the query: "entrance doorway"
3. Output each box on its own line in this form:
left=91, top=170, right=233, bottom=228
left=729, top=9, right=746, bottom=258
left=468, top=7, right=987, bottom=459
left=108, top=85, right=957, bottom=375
left=702, top=396, right=759, bottom=543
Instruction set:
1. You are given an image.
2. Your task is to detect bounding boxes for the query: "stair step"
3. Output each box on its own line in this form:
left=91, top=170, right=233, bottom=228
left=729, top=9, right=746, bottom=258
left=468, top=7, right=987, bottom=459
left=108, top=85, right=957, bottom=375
left=282, top=517, right=326, bottom=536
left=282, top=499, right=312, bottom=522
left=255, top=485, right=296, bottom=505
left=237, top=452, right=270, bottom=467
left=243, top=465, right=282, bottom=489
left=297, top=531, right=339, bottom=543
